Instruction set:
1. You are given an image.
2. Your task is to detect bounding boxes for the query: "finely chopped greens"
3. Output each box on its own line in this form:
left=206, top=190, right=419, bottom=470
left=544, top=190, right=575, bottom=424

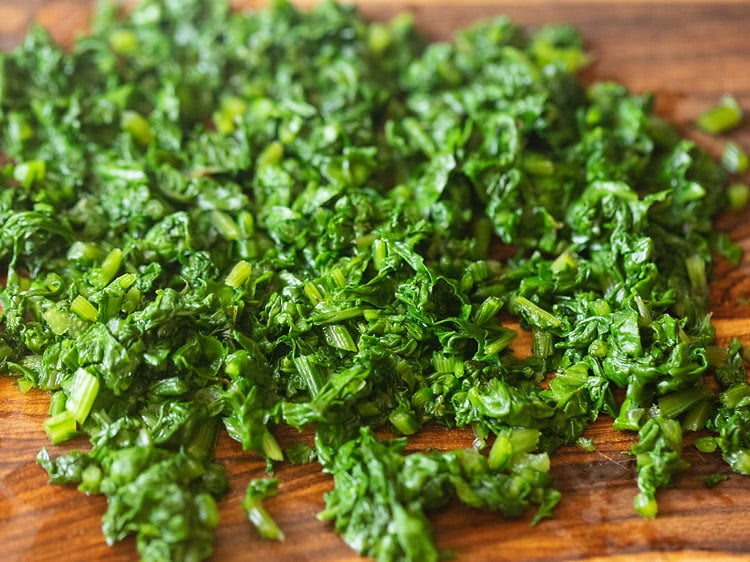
left=0, top=0, right=748, bottom=560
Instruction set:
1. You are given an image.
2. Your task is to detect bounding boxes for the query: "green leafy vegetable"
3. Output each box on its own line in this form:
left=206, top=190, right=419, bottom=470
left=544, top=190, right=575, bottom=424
left=317, top=427, right=559, bottom=561
left=721, top=141, right=749, bottom=174
left=710, top=383, right=750, bottom=475
left=696, top=95, right=743, bottom=134
left=1, top=0, right=748, bottom=560
left=242, top=477, right=285, bottom=541
left=727, top=183, right=750, bottom=211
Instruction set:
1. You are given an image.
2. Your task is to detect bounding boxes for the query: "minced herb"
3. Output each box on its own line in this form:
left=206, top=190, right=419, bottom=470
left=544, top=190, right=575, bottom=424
left=1, top=0, right=748, bottom=560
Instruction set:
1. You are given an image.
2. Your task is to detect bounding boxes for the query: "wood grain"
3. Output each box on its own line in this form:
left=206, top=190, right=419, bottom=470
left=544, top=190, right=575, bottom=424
left=1, top=2, right=750, bottom=561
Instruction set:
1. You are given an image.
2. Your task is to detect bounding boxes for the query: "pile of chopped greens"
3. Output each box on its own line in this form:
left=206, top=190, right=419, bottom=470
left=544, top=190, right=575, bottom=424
left=1, top=0, right=748, bottom=560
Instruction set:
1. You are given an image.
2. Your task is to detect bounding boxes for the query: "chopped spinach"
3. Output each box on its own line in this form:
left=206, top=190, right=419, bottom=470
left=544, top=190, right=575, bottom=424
left=1, top=0, right=748, bottom=560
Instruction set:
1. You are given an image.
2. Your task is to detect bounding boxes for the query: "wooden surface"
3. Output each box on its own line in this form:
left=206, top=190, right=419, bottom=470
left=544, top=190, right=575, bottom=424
left=2, top=1, right=750, bottom=561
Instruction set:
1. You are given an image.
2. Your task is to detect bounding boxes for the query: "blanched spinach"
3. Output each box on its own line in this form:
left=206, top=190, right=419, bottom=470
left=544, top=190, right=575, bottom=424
left=1, top=0, right=747, bottom=560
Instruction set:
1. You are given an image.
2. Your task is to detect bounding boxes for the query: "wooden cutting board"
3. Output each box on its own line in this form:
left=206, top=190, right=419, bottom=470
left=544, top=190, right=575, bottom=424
left=1, top=1, right=750, bottom=561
